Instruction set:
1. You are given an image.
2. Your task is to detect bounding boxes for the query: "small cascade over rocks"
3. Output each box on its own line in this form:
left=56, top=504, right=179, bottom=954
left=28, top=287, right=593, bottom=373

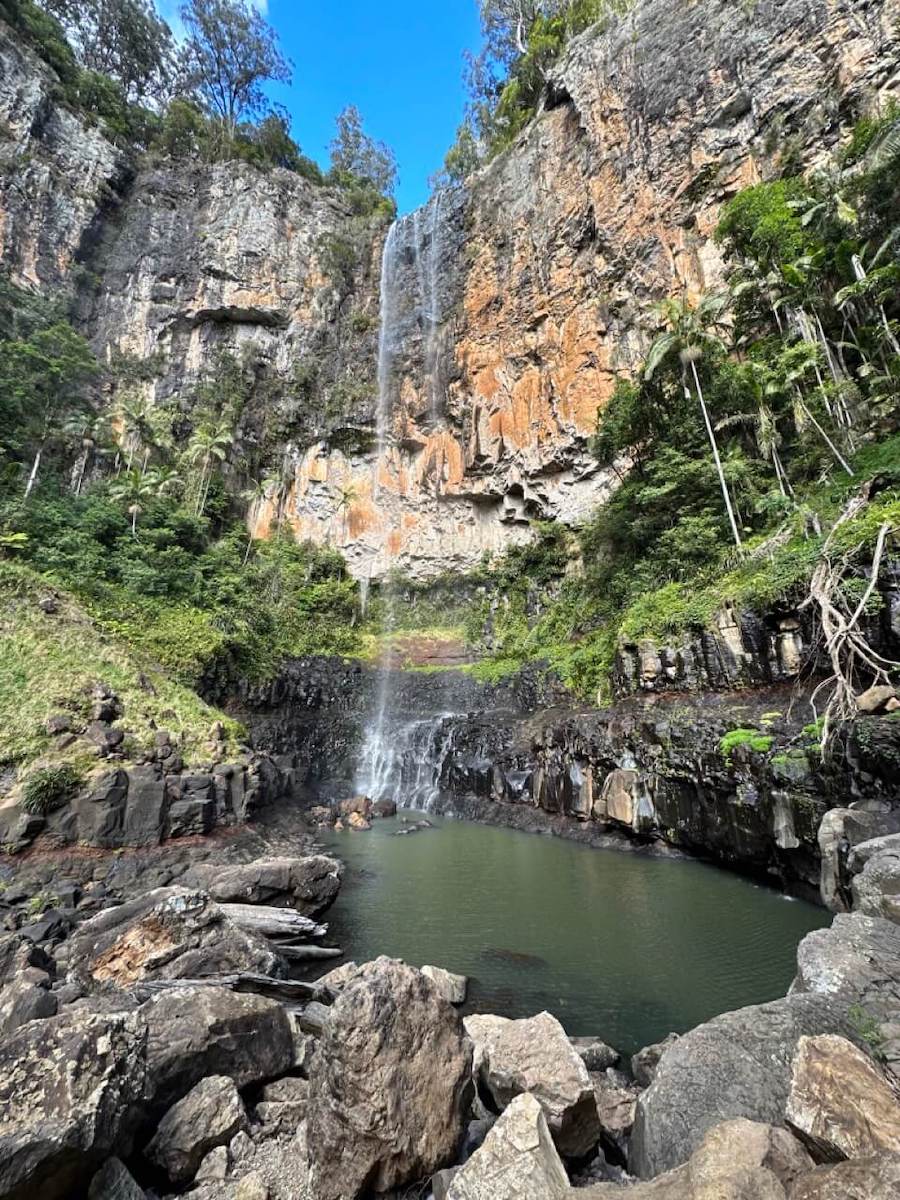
left=356, top=712, right=461, bottom=812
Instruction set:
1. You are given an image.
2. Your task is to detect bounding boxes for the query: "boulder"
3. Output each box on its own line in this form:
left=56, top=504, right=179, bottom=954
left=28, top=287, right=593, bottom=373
left=307, top=956, right=472, bottom=1200
left=631, top=1034, right=679, bottom=1088
left=337, top=795, right=371, bottom=818
left=347, top=811, right=371, bottom=831
left=372, top=798, right=397, bottom=818
left=317, top=960, right=359, bottom=996
left=141, top=986, right=295, bottom=1110
left=789, top=1153, right=900, bottom=1198
left=791, top=913, right=900, bottom=1068
left=848, top=835, right=900, bottom=924
left=445, top=1093, right=568, bottom=1200
left=786, top=1034, right=900, bottom=1161
left=88, top=1157, right=146, bottom=1199
left=856, top=684, right=897, bottom=714
left=593, top=1073, right=639, bottom=1158
left=60, top=887, right=283, bottom=990
left=0, top=1008, right=147, bottom=1200
left=186, top=856, right=342, bottom=917
left=818, top=809, right=900, bottom=912
left=145, top=1075, right=248, bottom=1184
left=422, top=964, right=468, bottom=1004
left=629, top=994, right=862, bottom=1178
left=581, top=1119, right=812, bottom=1198
left=571, top=1037, right=620, bottom=1072
left=256, top=1076, right=309, bottom=1133
left=464, top=1011, right=601, bottom=1157
left=0, top=934, right=57, bottom=1035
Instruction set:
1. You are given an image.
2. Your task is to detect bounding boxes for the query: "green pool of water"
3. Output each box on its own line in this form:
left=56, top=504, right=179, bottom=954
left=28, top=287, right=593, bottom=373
left=320, top=813, right=829, bottom=1054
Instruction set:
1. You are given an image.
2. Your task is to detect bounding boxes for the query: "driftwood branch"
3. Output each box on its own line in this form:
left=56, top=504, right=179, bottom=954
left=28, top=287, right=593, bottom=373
left=136, top=972, right=328, bottom=1004
left=218, top=903, right=327, bottom=941
left=277, top=944, right=343, bottom=961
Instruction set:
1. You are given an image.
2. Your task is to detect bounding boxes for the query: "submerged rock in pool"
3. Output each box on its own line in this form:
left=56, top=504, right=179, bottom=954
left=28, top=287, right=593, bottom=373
left=481, top=947, right=549, bottom=969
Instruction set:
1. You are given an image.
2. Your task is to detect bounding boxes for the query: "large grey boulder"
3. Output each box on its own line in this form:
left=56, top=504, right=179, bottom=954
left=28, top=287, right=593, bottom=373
left=847, top=834, right=900, bottom=923
left=186, top=855, right=343, bottom=917
left=0, top=1008, right=147, bottom=1200
left=785, top=1035, right=900, bottom=1161
left=445, top=1093, right=569, bottom=1200
left=789, top=1153, right=900, bottom=1199
left=791, top=912, right=900, bottom=1070
left=59, top=887, right=284, bottom=990
left=464, top=1011, right=601, bottom=1157
left=818, top=808, right=900, bottom=911
left=629, top=995, right=860, bottom=1179
left=141, top=986, right=295, bottom=1110
left=145, top=1075, right=248, bottom=1184
left=307, top=957, right=472, bottom=1200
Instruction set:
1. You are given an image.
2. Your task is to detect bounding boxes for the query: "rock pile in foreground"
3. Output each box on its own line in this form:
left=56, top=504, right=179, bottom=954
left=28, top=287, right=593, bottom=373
left=1, top=840, right=900, bottom=1199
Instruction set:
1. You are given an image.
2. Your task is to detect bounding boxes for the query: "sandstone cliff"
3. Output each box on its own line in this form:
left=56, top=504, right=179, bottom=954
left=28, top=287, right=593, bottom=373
left=1, top=0, right=897, bottom=580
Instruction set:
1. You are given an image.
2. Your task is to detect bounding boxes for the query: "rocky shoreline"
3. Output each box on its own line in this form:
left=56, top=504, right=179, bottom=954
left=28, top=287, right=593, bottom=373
left=2, top=804, right=900, bottom=1200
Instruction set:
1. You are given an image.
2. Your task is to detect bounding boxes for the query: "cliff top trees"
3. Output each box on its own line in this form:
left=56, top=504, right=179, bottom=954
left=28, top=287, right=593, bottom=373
left=179, top=0, right=291, bottom=140
left=329, top=105, right=398, bottom=199
left=39, top=0, right=177, bottom=103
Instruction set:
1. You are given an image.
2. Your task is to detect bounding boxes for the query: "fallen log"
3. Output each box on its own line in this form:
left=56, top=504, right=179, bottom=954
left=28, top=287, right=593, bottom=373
left=136, top=972, right=327, bottom=1004
left=218, top=903, right=327, bottom=940
left=278, top=944, right=343, bottom=961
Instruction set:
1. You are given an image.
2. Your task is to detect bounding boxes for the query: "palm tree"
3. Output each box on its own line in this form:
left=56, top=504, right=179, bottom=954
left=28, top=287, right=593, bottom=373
left=776, top=344, right=855, bottom=476
left=186, top=419, right=233, bottom=516
left=715, top=362, right=794, bottom=499
left=147, top=465, right=183, bottom=499
left=645, top=294, right=743, bottom=549
left=117, top=395, right=158, bottom=472
left=109, top=469, right=158, bottom=536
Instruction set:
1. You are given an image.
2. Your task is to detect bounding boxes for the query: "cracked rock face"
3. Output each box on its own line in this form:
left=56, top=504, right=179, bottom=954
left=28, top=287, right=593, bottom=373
left=1, top=1, right=898, bottom=580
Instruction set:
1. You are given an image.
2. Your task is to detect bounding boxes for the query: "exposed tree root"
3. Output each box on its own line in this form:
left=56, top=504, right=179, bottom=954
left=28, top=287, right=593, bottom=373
left=800, top=480, right=898, bottom=748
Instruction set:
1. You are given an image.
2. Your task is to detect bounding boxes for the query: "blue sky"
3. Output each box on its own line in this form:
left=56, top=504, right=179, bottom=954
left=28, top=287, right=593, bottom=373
left=159, top=0, right=482, bottom=213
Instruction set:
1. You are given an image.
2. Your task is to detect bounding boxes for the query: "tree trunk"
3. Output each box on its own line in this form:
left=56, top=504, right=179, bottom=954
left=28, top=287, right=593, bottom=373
left=689, top=362, right=742, bottom=548
left=24, top=443, right=43, bottom=498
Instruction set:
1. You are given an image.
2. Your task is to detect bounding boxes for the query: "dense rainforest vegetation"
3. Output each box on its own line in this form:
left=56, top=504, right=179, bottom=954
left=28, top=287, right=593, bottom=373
left=1, top=0, right=899, bottom=784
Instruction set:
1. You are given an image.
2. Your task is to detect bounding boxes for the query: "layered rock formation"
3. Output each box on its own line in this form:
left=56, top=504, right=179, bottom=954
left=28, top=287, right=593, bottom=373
left=2, top=0, right=896, bottom=579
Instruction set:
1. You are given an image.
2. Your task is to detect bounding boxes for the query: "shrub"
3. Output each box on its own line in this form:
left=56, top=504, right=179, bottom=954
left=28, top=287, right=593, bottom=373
left=21, top=763, right=83, bottom=814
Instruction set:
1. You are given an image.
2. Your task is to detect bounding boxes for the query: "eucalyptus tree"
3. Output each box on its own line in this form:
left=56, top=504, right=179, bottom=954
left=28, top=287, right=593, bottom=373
left=180, top=0, right=291, bottom=141
left=329, top=106, right=398, bottom=197
left=644, top=294, right=744, bottom=549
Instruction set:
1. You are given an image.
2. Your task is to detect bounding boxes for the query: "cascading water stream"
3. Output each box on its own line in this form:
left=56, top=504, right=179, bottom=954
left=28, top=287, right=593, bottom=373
left=355, top=195, right=456, bottom=807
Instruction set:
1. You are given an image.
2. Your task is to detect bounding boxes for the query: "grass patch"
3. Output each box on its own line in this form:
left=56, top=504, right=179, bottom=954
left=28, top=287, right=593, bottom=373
left=0, top=561, right=243, bottom=773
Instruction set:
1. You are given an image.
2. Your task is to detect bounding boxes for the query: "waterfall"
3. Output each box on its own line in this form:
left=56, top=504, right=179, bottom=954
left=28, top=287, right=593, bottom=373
left=354, top=196, right=454, bottom=807
left=356, top=714, right=459, bottom=811
left=412, top=189, right=445, bottom=421
left=356, top=220, right=402, bottom=802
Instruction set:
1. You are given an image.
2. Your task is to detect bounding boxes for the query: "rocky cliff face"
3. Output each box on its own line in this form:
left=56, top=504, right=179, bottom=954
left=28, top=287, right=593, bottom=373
left=2, top=0, right=896, bottom=580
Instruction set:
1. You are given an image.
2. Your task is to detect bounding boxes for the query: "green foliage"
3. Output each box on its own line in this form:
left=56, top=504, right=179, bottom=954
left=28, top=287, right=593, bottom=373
left=719, top=728, right=774, bottom=758
left=462, top=0, right=632, bottom=165
left=328, top=104, right=397, bottom=200
left=21, top=763, right=83, bottom=814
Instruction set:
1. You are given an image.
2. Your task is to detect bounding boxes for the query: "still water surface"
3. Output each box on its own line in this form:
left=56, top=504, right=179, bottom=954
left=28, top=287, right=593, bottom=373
left=321, top=814, right=829, bottom=1054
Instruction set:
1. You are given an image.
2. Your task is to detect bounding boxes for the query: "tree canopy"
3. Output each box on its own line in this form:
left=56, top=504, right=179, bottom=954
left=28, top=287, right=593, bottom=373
left=179, top=0, right=292, bottom=136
